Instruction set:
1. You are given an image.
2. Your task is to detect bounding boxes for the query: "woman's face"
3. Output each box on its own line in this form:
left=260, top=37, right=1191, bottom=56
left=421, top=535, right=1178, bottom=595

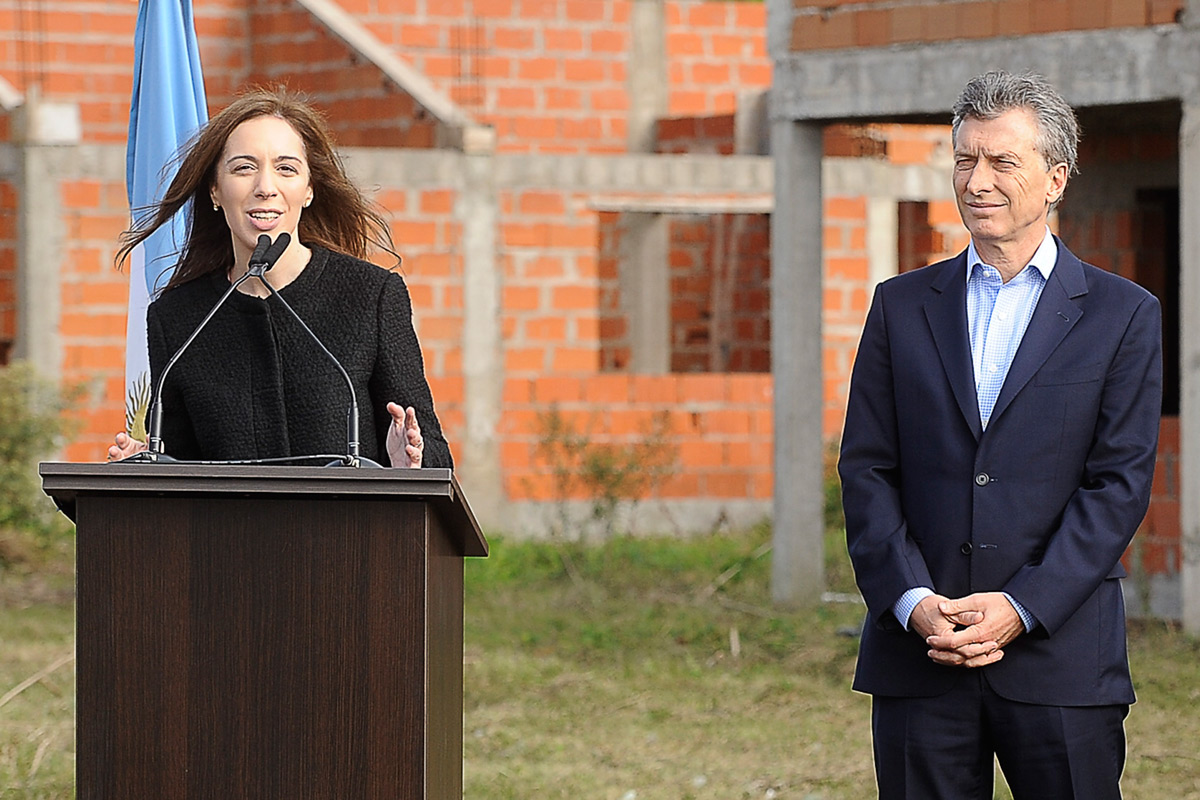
left=209, top=115, right=314, bottom=265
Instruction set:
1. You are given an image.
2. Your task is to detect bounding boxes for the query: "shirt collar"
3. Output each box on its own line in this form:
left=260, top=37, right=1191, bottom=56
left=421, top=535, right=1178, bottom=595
left=966, top=228, right=1057, bottom=282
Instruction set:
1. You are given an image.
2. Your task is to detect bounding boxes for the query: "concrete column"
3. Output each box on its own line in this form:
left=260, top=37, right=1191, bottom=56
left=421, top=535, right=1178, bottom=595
left=1179, top=103, right=1200, bottom=634
left=866, top=197, right=899, bottom=289
left=456, top=145, right=504, bottom=529
left=618, top=212, right=671, bottom=373
left=12, top=94, right=81, bottom=377
left=770, top=119, right=825, bottom=606
left=627, top=0, right=667, bottom=154
left=734, top=91, right=768, bottom=156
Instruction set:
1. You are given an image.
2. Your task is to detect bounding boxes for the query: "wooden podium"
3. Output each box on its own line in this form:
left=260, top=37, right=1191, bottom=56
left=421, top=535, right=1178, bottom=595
left=40, top=462, right=487, bottom=800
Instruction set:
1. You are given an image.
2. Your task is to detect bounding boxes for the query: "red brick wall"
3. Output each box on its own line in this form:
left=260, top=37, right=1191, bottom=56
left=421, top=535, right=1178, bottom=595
left=668, top=214, right=770, bottom=373
left=500, top=194, right=773, bottom=504
left=1131, top=416, right=1181, bottom=577
left=790, top=0, right=1187, bottom=52
left=57, top=177, right=132, bottom=462
left=657, top=114, right=736, bottom=155
left=246, top=0, right=438, bottom=148
left=0, top=0, right=249, bottom=143
left=666, top=1, right=768, bottom=117
left=503, top=373, right=772, bottom=503
left=597, top=211, right=629, bottom=371
left=501, top=187, right=602, bottom=376
left=306, top=0, right=772, bottom=154
left=823, top=195, right=871, bottom=440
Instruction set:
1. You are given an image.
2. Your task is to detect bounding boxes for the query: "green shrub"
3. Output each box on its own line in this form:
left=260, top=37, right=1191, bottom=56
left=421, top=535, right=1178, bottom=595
left=531, top=405, right=678, bottom=541
left=0, top=362, right=79, bottom=569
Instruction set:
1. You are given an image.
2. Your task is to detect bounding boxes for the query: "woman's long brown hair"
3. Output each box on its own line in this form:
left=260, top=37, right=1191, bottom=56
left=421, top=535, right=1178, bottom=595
left=116, top=87, right=397, bottom=293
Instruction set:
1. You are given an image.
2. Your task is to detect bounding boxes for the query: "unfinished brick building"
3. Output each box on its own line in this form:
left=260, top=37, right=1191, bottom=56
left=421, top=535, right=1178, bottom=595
left=1, top=0, right=1193, bottom=627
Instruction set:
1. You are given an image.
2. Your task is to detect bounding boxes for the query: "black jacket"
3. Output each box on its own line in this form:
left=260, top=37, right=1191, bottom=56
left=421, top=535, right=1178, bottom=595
left=147, top=246, right=453, bottom=467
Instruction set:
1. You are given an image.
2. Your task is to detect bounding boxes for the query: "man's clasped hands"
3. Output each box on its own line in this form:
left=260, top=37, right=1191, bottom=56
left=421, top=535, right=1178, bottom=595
left=909, top=592, right=1028, bottom=669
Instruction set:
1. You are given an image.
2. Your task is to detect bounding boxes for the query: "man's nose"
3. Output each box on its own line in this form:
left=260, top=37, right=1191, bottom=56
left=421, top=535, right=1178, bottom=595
left=964, top=163, right=993, bottom=194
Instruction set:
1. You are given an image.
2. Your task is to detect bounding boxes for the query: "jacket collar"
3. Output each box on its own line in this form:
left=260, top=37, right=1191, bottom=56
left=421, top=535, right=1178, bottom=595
left=924, top=236, right=1088, bottom=439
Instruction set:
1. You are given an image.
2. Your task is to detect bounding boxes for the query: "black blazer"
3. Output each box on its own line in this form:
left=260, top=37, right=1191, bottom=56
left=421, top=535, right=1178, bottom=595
left=839, top=238, right=1161, bottom=706
left=147, top=246, right=453, bottom=468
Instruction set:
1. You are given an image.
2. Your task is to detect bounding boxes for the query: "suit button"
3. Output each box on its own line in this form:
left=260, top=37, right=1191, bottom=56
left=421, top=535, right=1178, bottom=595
left=975, top=472, right=990, bottom=486
left=961, top=542, right=973, bottom=555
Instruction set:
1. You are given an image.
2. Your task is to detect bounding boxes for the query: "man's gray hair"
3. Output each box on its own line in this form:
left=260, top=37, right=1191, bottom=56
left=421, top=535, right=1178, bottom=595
left=952, top=70, right=1080, bottom=178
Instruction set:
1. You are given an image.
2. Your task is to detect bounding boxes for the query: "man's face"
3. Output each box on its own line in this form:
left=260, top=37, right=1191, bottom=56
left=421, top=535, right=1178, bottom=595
left=953, top=108, right=1068, bottom=254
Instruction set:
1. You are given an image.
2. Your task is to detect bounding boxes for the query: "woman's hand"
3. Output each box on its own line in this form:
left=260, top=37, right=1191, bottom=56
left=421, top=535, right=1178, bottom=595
left=107, top=432, right=148, bottom=462
left=385, top=403, right=423, bottom=468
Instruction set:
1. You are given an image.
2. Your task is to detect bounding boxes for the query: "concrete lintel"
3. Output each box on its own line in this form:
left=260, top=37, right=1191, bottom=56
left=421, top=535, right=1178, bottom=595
left=341, top=147, right=464, bottom=189
left=588, top=194, right=773, bottom=214
left=492, top=153, right=773, bottom=192
left=772, top=26, right=1200, bottom=122
left=824, top=157, right=953, bottom=202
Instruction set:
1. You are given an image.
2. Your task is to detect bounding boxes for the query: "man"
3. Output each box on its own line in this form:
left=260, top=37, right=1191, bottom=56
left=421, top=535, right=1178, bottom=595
left=838, top=70, right=1162, bottom=799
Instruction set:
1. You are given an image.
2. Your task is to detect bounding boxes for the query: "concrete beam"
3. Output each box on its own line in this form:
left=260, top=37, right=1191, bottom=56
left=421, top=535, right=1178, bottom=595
left=770, top=119, right=825, bottom=607
left=772, top=26, right=1200, bottom=122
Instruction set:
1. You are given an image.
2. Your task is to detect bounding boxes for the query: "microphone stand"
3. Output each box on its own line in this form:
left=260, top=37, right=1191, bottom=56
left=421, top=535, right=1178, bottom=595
left=129, top=237, right=275, bottom=463
left=246, top=242, right=382, bottom=469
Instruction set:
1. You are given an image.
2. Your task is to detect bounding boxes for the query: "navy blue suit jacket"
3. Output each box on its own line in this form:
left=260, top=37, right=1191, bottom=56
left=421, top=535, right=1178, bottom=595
left=839, top=238, right=1162, bottom=706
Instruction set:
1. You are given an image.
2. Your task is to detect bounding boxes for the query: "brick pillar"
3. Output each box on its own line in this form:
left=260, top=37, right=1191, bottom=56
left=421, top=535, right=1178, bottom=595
left=1179, top=101, right=1200, bottom=634
left=771, top=118, right=825, bottom=606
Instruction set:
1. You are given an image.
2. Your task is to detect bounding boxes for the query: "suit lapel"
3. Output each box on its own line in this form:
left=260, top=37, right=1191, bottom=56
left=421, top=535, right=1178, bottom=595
left=988, top=238, right=1088, bottom=425
left=924, top=253, right=983, bottom=441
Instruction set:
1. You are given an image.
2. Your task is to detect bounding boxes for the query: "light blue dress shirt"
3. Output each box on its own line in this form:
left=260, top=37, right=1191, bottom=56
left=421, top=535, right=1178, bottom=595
left=892, top=231, right=1058, bottom=634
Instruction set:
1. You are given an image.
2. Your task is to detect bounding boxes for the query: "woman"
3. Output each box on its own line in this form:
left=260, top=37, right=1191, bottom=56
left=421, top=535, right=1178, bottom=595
left=108, top=88, right=451, bottom=468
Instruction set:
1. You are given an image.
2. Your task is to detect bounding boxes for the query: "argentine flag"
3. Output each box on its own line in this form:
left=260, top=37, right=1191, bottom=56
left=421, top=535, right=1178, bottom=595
left=124, top=0, right=207, bottom=439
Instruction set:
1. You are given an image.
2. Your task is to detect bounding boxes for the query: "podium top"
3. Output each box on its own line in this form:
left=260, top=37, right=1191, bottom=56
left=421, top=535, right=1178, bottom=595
left=40, top=462, right=487, bottom=556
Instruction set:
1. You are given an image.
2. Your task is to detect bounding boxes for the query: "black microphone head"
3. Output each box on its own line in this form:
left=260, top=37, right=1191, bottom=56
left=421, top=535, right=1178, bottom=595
left=262, top=232, right=291, bottom=271
left=248, top=234, right=271, bottom=268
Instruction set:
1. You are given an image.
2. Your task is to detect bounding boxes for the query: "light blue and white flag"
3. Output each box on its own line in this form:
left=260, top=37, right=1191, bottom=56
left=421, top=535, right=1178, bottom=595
left=124, top=0, right=207, bottom=437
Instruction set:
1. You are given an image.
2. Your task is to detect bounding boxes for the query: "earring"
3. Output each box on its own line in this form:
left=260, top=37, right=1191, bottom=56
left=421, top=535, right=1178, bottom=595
left=213, top=202, right=220, bottom=211
left=304, top=198, right=312, bottom=208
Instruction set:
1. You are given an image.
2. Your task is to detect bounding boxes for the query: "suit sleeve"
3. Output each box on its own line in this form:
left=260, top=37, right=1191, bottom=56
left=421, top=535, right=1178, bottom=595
left=1003, top=293, right=1162, bottom=635
left=369, top=272, right=454, bottom=469
left=838, top=285, right=935, bottom=628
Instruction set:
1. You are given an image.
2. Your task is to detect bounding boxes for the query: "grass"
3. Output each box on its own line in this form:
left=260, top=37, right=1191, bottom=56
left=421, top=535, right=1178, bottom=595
left=2, top=525, right=1200, bottom=798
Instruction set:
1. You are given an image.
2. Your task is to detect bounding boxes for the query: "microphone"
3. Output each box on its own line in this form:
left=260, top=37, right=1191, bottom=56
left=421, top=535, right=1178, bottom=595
left=243, top=233, right=381, bottom=468
left=132, top=232, right=293, bottom=462
left=248, top=233, right=290, bottom=277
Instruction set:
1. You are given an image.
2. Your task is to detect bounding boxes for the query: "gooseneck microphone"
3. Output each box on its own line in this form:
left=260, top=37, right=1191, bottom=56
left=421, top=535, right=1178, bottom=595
left=243, top=233, right=381, bottom=468
left=135, top=235, right=279, bottom=462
